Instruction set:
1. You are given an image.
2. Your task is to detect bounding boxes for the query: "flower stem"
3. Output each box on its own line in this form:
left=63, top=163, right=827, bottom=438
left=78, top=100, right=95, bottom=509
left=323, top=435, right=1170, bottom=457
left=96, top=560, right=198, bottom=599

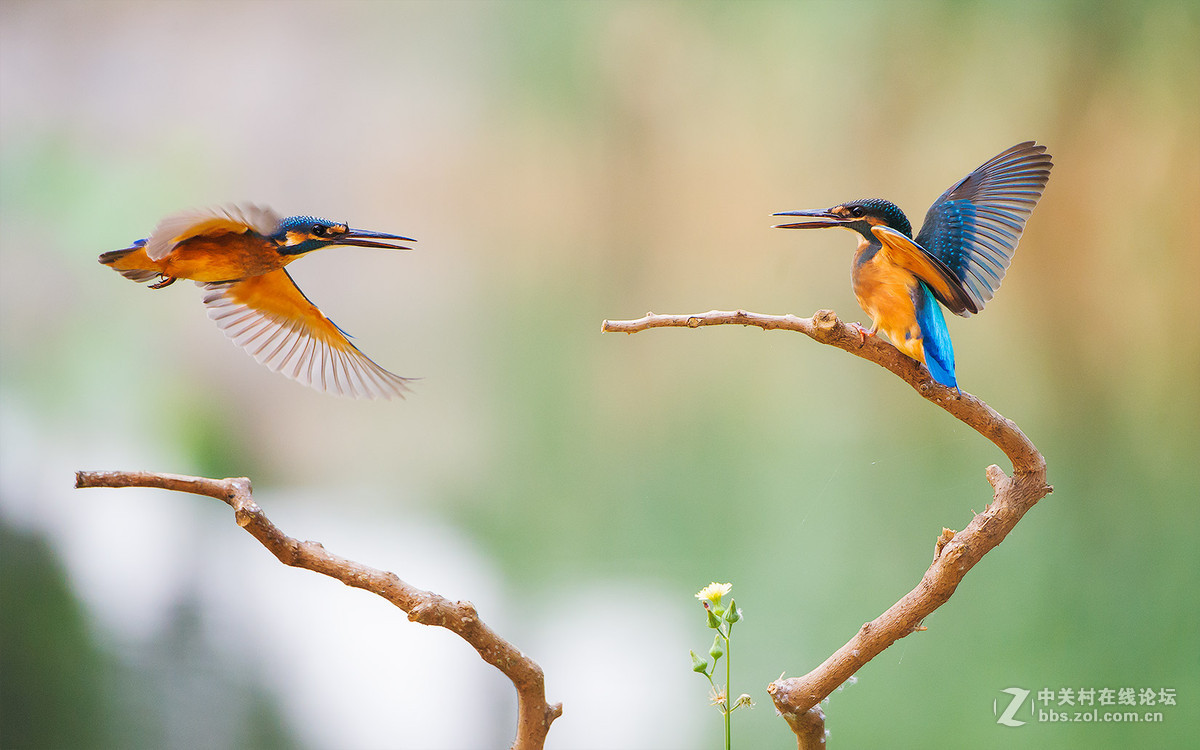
left=723, top=629, right=731, bottom=750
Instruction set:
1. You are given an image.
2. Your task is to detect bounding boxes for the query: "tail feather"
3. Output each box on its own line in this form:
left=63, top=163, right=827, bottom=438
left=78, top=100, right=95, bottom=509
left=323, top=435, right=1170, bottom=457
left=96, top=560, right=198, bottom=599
left=915, top=282, right=958, bottom=389
left=99, top=240, right=161, bottom=283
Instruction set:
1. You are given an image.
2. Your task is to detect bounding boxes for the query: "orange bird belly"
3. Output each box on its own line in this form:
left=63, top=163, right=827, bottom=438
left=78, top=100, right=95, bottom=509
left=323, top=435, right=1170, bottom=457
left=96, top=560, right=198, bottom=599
left=158, top=234, right=290, bottom=282
left=851, top=244, right=926, bottom=364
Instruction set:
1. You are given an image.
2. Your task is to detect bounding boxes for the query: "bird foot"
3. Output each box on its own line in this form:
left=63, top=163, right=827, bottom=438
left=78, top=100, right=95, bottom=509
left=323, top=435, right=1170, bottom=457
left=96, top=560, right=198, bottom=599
left=851, top=323, right=877, bottom=346
left=149, top=275, right=177, bottom=289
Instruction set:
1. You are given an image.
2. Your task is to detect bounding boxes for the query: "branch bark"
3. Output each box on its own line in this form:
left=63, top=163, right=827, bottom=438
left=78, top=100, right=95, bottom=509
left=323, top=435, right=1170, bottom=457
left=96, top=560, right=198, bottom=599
left=74, top=470, right=562, bottom=750
left=601, top=309, right=1052, bottom=748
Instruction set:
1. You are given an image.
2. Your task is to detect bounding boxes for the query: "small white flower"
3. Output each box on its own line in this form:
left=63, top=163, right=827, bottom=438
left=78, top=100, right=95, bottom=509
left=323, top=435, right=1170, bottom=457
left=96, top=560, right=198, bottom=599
left=695, top=582, right=732, bottom=607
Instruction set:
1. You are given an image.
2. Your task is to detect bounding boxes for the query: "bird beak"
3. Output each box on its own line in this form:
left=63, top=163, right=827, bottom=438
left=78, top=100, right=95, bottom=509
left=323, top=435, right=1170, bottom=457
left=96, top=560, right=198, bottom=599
left=337, top=229, right=416, bottom=250
left=772, top=209, right=846, bottom=230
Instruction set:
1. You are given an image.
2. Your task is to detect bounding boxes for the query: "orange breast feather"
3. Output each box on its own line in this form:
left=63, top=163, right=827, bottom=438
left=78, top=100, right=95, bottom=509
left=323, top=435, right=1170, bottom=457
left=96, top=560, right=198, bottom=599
left=159, top=234, right=290, bottom=283
left=852, top=250, right=926, bottom=363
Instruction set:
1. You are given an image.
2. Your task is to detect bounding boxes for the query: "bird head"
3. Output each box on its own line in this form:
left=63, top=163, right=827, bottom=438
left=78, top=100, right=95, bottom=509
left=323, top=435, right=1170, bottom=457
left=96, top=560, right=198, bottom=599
left=774, top=198, right=912, bottom=241
left=272, top=215, right=415, bottom=256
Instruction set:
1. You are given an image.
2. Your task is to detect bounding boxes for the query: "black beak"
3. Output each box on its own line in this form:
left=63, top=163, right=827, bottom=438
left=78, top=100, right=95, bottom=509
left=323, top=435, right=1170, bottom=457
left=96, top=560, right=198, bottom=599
left=337, top=229, right=416, bottom=250
left=772, top=209, right=847, bottom=230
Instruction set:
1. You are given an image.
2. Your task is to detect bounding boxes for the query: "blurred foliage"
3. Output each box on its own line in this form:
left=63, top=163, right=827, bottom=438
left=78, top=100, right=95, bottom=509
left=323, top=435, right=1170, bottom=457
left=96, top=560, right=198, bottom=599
left=0, top=522, right=115, bottom=748
left=0, top=521, right=299, bottom=749
left=1, top=1, right=1197, bottom=748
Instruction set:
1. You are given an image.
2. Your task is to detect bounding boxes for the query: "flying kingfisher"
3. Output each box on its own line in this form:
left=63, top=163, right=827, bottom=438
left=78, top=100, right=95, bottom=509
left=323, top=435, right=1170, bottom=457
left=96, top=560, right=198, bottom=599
left=774, top=141, right=1052, bottom=390
left=100, top=204, right=415, bottom=399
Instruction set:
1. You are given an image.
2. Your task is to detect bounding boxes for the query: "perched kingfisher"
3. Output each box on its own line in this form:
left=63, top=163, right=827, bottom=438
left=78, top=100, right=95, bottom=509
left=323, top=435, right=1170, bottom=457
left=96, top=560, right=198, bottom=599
left=774, top=141, right=1052, bottom=390
left=100, top=204, right=415, bottom=399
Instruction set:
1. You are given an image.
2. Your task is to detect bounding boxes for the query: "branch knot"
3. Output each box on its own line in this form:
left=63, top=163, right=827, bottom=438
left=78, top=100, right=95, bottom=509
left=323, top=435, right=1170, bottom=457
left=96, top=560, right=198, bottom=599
left=813, top=309, right=838, bottom=330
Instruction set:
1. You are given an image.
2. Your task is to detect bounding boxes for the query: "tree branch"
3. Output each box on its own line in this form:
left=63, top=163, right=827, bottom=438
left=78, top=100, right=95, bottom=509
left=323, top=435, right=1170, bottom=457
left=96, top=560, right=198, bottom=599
left=74, top=470, right=562, bottom=750
left=601, top=309, right=1052, bottom=747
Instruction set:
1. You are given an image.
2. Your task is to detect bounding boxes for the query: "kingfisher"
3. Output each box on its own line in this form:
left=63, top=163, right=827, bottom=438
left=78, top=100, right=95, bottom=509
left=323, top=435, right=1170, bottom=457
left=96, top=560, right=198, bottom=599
left=100, top=203, right=415, bottom=399
left=774, top=141, right=1052, bottom=390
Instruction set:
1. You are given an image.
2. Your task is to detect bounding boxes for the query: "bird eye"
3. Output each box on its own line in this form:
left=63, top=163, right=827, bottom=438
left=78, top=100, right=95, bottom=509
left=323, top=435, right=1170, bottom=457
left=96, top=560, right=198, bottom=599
left=849, top=206, right=864, bottom=218
left=312, top=224, right=327, bottom=237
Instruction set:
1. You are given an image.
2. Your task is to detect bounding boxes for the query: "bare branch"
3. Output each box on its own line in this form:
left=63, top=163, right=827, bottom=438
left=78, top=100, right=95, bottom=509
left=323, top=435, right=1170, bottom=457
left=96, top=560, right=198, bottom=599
left=75, top=470, right=562, bottom=750
left=602, top=308, right=1052, bottom=741
left=779, top=706, right=827, bottom=750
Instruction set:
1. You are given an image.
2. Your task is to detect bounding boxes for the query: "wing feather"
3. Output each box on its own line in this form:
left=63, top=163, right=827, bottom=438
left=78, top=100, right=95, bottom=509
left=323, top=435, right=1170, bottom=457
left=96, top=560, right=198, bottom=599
left=202, top=269, right=412, bottom=399
left=146, top=203, right=281, bottom=261
left=871, top=225, right=976, bottom=315
left=915, top=142, right=1053, bottom=316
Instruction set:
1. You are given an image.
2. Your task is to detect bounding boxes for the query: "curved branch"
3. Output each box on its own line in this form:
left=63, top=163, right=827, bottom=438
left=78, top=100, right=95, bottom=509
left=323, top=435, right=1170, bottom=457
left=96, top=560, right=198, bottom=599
left=601, top=309, right=1052, bottom=748
left=74, top=470, right=562, bottom=750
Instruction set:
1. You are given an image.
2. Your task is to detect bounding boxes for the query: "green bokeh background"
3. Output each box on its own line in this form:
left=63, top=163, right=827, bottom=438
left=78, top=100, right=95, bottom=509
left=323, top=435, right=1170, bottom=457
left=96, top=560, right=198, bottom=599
left=2, top=1, right=1197, bottom=748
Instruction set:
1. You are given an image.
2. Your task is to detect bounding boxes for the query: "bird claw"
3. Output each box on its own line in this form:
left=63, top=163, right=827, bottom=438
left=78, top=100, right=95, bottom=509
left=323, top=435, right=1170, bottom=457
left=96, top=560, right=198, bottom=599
left=851, top=323, right=877, bottom=346
left=149, top=275, right=176, bottom=289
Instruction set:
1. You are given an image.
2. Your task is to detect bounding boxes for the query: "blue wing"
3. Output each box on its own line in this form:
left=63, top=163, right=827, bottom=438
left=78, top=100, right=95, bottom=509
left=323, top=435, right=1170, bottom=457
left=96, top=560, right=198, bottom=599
left=914, top=282, right=957, bottom=389
left=915, top=142, right=1052, bottom=317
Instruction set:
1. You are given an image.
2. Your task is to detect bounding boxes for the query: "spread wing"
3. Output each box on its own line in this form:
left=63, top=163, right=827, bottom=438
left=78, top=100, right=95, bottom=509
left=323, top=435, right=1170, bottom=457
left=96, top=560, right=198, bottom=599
left=915, top=142, right=1053, bottom=316
left=202, top=269, right=412, bottom=399
left=146, top=203, right=281, bottom=261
